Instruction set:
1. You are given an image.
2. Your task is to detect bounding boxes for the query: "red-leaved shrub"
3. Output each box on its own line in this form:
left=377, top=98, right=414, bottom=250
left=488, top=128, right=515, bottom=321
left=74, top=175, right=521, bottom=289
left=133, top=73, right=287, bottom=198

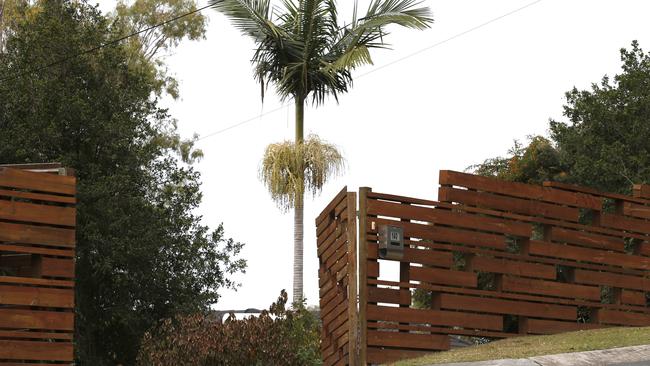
left=137, top=290, right=321, bottom=365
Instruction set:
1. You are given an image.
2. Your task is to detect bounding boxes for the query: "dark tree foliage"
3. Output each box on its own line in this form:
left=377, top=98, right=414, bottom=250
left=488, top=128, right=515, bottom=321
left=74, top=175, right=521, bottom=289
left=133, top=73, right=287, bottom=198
left=550, top=41, right=650, bottom=194
left=470, top=136, right=566, bottom=185
left=0, top=1, right=245, bottom=364
left=472, top=41, right=650, bottom=194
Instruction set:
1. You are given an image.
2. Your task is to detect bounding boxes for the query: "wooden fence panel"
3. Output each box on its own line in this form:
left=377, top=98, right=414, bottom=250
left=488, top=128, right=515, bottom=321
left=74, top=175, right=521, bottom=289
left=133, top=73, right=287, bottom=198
left=0, top=165, right=76, bottom=365
left=349, top=170, right=650, bottom=364
left=316, top=188, right=358, bottom=366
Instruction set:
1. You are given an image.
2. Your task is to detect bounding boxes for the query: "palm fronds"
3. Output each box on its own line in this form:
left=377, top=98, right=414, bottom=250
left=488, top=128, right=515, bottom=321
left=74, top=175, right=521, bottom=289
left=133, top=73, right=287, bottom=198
left=210, top=0, right=433, bottom=105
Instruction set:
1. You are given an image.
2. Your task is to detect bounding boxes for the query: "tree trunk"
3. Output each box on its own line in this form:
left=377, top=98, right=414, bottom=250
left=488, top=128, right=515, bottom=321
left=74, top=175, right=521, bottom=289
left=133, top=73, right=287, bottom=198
left=293, top=96, right=305, bottom=306
left=293, top=193, right=304, bottom=305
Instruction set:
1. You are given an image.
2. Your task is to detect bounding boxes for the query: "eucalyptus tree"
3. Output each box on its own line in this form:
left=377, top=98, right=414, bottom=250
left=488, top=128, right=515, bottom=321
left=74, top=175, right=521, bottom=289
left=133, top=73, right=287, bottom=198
left=210, top=0, right=433, bottom=304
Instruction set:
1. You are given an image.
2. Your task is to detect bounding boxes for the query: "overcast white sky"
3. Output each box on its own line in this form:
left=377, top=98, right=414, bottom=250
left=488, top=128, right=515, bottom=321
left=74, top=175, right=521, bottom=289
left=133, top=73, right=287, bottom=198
left=100, top=0, right=650, bottom=310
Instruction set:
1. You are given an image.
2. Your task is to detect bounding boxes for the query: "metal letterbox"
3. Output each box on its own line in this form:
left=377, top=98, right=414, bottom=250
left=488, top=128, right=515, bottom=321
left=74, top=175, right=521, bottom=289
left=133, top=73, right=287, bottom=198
left=378, top=225, right=404, bottom=260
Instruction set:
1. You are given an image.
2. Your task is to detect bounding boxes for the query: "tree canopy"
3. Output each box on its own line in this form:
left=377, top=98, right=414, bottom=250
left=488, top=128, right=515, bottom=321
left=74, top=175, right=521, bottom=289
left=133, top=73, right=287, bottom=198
left=471, top=41, right=650, bottom=194
left=111, top=0, right=208, bottom=98
left=0, top=0, right=244, bottom=364
left=210, top=0, right=433, bottom=105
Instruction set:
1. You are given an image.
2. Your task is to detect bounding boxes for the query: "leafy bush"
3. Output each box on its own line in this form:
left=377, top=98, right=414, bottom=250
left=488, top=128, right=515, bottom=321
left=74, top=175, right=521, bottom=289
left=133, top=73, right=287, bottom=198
left=137, top=290, right=321, bottom=366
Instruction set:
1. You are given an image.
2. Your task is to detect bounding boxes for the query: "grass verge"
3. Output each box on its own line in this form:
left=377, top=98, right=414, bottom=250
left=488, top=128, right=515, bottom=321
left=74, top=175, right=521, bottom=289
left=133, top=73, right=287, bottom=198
left=393, top=326, right=650, bottom=365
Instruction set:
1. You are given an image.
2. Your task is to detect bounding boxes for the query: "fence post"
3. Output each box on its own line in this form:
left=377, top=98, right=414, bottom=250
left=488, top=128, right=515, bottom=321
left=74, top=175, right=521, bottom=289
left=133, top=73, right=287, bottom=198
left=358, top=187, right=371, bottom=365
left=346, top=191, right=358, bottom=366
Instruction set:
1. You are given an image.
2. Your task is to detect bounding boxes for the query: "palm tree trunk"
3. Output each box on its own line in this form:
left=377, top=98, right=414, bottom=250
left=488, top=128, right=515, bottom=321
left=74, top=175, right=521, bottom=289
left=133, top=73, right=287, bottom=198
left=293, top=95, right=305, bottom=306
left=293, top=193, right=304, bottom=305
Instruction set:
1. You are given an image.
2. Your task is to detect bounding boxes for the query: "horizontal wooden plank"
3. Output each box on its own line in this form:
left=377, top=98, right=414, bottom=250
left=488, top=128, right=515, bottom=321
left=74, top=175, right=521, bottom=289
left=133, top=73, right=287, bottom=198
left=322, top=349, right=342, bottom=366
left=440, top=170, right=602, bottom=210
left=323, top=308, right=348, bottom=336
left=0, top=284, right=74, bottom=308
left=623, top=202, right=650, bottom=220
left=0, top=244, right=73, bottom=258
left=0, top=309, right=73, bottom=331
left=320, top=284, right=344, bottom=314
left=370, top=278, right=647, bottom=313
left=368, top=191, right=438, bottom=206
left=522, top=318, right=601, bottom=335
left=501, top=276, right=600, bottom=301
left=316, top=217, right=339, bottom=248
left=633, top=184, right=650, bottom=200
left=368, top=287, right=411, bottom=305
left=0, top=339, right=73, bottom=361
left=322, top=302, right=347, bottom=327
left=438, top=186, right=579, bottom=222
left=0, top=330, right=72, bottom=340
left=396, top=235, right=645, bottom=277
left=637, top=242, right=650, bottom=257
left=367, top=243, right=452, bottom=268
left=0, top=188, right=75, bottom=204
left=468, top=256, right=556, bottom=280
left=368, top=218, right=507, bottom=250
left=367, top=321, right=515, bottom=339
left=545, top=181, right=647, bottom=205
left=321, top=236, right=348, bottom=269
left=367, top=347, right=431, bottom=364
left=600, top=213, right=650, bottom=235
left=410, top=266, right=477, bottom=288
left=0, top=276, right=73, bottom=288
left=0, top=199, right=75, bottom=227
left=402, top=248, right=453, bottom=268
left=319, top=281, right=343, bottom=311
left=367, top=330, right=449, bottom=350
left=573, top=269, right=650, bottom=292
left=549, top=227, right=624, bottom=252
left=0, top=363, right=72, bottom=366
left=315, top=186, right=347, bottom=227
left=367, top=199, right=532, bottom=237
left=434, top=198, right=649, bottom=242
left=0, top=254, right=32, bottom=276
left=38, top=257, right=75, bottom=278
left=438, top=293, right=577, bottom=320
left=316, top=199, right=348, bottom=238
left=597, top=309, right=650, bottom=326
left=528, top=240, right=650, bottom=270
left=0, top=221, right=74, bottom=248
left=621, top=290, right=646, bottom=306
left=367, top=304, right=503, bottom=331
left=0, top=167, right=76, bottom=196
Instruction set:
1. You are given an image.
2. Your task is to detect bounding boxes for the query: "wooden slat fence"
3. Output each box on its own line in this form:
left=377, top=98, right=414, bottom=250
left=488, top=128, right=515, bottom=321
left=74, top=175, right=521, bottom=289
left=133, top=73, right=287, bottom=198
left=0, top=165, right=76, bottom=365
left=316, top=187, right=358, bottom=366
left=319, top=170, right=650, bottom=365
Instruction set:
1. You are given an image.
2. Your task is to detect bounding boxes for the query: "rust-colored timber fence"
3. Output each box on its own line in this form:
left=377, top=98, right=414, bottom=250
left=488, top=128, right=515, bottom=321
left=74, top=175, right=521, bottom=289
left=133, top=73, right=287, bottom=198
left=316, top=170, right=650, bottom=365
left=0, top=164, right=76, bottom=365
left=316, top=188, right=358, bottom=366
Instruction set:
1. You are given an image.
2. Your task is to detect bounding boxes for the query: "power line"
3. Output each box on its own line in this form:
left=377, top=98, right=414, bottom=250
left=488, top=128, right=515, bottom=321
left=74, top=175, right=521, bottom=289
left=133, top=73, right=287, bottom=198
left=198, top=104, right=288, bottom=141
left=356, top=0, right=543, bottom=80
left=0, top=3, right=212, bottom=84
left=195, top=0, right=543, bottom=143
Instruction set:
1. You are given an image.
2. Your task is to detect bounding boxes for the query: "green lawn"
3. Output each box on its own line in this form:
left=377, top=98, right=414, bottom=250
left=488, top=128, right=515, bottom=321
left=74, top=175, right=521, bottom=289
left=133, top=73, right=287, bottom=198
left=393, top=327, right=650, bottom=365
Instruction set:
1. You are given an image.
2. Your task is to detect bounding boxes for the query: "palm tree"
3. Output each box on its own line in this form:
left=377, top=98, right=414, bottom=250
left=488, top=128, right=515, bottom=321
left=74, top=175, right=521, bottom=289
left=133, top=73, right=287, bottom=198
left=210, top=0, right=433, bottom=304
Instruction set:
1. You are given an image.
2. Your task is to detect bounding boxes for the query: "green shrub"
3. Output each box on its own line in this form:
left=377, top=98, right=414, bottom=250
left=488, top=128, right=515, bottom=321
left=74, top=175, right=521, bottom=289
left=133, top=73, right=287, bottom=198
left=137, top=290, right=321, bottom=365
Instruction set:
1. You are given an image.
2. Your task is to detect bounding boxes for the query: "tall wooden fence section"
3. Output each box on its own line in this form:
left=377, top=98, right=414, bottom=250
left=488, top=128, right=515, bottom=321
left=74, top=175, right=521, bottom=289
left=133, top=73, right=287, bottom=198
left=0, top=165, right=76, bottom=365
left=316, top=188, right=358, bottom=366
left=319, top=170, right=650, bottom=365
